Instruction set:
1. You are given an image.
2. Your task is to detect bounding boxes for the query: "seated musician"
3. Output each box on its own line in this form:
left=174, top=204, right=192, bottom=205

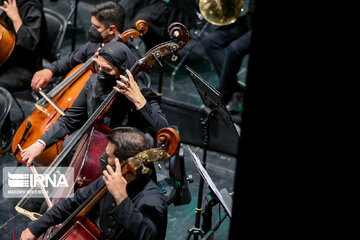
left=0, top=0, right=48, bottom=149
left=0, top=0, right=47, bottom=91
left=20, top=126, right=168, bottom=240
left=21, top=41, right=168, bottom=174
left=31, top=1, right=143, bottom=92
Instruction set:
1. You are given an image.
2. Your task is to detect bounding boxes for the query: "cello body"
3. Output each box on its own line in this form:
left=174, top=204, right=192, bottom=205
left=12, top=63, right=96, bottom=166
left=0, top=17, right=15, bottom=67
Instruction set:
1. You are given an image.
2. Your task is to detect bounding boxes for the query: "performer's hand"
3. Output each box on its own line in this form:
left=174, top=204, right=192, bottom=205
left=113, top=69, right=147, bottom=110
left=31, top=69, right=53, bottom=91
left=0, top=0, right=22, bottom=32
left=21, top=140, right=46, bottom=167
left=20, top=227, right=37, bottom=240
left=103, top=158, right=128, bottom=205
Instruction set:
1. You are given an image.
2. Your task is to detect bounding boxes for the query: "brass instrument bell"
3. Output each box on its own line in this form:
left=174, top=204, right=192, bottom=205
left=199, top=0, right=244, bottom=26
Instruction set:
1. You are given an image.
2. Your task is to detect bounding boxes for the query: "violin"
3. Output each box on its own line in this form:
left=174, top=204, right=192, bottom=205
left=0, top=15, right=15, bottom=67
left=39, top=127, right=180, bottom=240
left=12, top=20, right=148, bottom=166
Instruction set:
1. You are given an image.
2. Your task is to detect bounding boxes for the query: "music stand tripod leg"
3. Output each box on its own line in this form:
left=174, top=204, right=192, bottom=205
left=187, top=107, right=215, bottom=240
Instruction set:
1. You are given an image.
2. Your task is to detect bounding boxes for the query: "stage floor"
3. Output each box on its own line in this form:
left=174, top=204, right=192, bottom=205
left=0, top=0, right=248, bottom=239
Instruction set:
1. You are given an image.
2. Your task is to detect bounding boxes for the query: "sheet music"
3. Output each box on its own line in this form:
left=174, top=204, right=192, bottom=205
left=186, top=146, right=232, bottom=218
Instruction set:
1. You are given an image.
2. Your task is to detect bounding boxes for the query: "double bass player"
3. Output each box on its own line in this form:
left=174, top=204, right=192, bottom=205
left=21, top=41, right=169, bottom=178
left=21, top=126, right=168, bottom=240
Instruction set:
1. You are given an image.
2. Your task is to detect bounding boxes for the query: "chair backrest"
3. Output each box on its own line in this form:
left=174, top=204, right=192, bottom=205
left=43, top=8, right=67, bottom=63
left=0, top=87, right=12, bottom=128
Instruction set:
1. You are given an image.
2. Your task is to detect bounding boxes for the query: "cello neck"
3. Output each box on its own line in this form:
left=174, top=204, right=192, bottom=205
left=37, top=57, right=95, bottom=105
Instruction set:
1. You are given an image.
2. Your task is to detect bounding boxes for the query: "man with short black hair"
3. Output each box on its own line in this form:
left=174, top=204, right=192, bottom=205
left=31, top=1, right=141, bottom=91
left=20, top=126, right=168, bottom=240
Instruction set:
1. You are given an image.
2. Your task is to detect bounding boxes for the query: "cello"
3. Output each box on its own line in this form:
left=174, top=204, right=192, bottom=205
left=0, top=13, right=15, bottom=67
left=12, top=20, right=148, bottom=166
left=39, top=127, right=181, bottom=240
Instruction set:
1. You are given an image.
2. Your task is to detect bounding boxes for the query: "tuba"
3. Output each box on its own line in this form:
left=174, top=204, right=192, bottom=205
left=199, top=0, right=244, bottom=26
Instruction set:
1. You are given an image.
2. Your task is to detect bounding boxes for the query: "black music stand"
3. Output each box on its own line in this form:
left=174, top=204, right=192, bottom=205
left=185, top=66, right=239, bottom=240
left=185, top=146, right=232, bottom=240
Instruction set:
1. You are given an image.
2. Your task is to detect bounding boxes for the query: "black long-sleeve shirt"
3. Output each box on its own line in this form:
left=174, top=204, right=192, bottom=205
left=46, top=41, right=143, bottom=77
left=28, top=175, right=168, bottom=240
left=1, top=0, right=47, bottom=72
left=39, top=74, right=168, bottom=148
left=46, top=41, right=100, bottom=77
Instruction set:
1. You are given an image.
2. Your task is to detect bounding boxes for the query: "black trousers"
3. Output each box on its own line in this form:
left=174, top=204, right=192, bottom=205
left=201, top=21, right=252, bottom=102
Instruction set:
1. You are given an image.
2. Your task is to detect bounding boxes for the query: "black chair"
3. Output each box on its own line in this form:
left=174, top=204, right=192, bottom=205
left=42, top=7, right=67, bottom=65
left=0, top=87, right=13, bottom=153
left=157, top=126, right=192, bottom=206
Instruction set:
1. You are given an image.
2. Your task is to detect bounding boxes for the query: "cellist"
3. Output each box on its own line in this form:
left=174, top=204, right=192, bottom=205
left=20, top=126, right=168, bottom=240
left=0, top=0, right=48, bottom=149
left=31, top=1, right=144, bottom=92
left=21, top=41, right=168, bottom=177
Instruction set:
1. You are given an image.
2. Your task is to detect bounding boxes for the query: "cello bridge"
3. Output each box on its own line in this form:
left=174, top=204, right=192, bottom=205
left=35, top=103, right=50, bottom=117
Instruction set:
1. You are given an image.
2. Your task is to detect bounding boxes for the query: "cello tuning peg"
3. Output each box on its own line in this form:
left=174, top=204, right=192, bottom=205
left=171, top=54, right=178, bottom=62
left=141, top=166, right=149, bottom=174
left=152, top=52, right=163, bottom=67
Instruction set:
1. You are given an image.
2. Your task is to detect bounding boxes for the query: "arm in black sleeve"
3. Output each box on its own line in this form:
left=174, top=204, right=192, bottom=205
left=27, top=178, right=103, bottom=238
left=39, top=82, right=90, bottom=147
left=111, top=192, right=167, bottom=240
left=135, top=88, right=169, bottom=137
left=47, top=42, right=99, bottom=76
left=15, top=5, right=42, bottom=52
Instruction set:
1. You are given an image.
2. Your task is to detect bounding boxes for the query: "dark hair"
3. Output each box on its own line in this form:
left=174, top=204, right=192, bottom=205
left=90, top=1, right=125, bottom=32
left=106, top=127, right=152, bottom=161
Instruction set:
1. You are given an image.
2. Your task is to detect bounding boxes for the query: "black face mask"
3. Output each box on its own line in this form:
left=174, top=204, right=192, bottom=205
left=97, top=70, right=117, bottom=90
left=88, top=26, right=104, bottom=43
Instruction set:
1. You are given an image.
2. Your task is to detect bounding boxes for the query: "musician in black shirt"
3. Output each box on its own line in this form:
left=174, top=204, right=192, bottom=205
left=31, top=1, right=143, bottom=92
left=0, top=0, right=47, bottom=91
left=0, top=0, right=48, bottom=153
left=20, top=126, right=168, bottom=240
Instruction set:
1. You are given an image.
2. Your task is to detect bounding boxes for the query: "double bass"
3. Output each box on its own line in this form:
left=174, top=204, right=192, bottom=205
left=12, top=20, right=148, bottom=166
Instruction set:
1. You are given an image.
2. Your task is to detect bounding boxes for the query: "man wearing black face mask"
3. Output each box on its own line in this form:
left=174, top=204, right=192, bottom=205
left=22, top=41, right=168, bottom=178
left=31, top=1, right=142, bottom=92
